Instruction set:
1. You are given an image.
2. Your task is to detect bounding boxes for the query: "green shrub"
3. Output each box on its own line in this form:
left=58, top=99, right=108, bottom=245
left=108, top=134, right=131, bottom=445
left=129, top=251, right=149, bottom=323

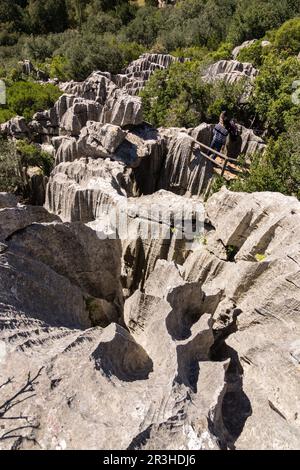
left=237, top=41, right=266, bottom=68
left=0, top=137, right=22, bottom=192
left=251, top=55, right=300, bottom=134
left=0, top=137, right=54, bottom=195
left=227, top=0, right=300, bottom=45
left=16, top=139, right=54, bottom=177
left=230, top=125, right=300, bottom=199
left=273, top=17, right=300, bottom=56
left=209, top=42, right=234, bottom=62
left=48, top=55, right=70, bottom=81
left=0, top=81, right=61, bottom=123
left=141, top=59, right=249, bottom=128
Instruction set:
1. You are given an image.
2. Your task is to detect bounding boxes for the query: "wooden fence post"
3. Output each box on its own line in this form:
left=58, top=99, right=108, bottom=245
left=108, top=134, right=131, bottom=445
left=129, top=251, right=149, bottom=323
left=221, top=157, right=228, bottom=177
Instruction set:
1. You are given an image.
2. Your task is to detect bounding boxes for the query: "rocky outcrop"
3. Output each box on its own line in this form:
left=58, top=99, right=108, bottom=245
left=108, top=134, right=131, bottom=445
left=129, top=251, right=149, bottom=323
left=1, top=54, right=260, bottom=147
left=18, top=60, right=50, bottom=81
left=48, top=122, right=215, bottom=200
left=0, top=49, right=298, bottom=451
left=15, top=72, right=144, bottom=143
left=0, top=248, right=228, bottom=450
left=60, top=72, right=143, bottom=129
left=1, top=53, right=185, bottom=142
left=120, top=191, right=204, bottom=295
left=158, top=128, right=214, bottom=196
left=232, top=40, right=271, bottom=59
left=0, top=203, right=59, bottom=242
left=183, top=188, right=300, bottom=449
left=46, top=160, right=205, bottom=294
left=0, top=116, right=30, bottom=139
left=202, top=60, right=258, bottom=85
left=45, top=158, right=133, bottom=222
left=0, top=202, right=123, bottom=332
left=232, top=40, right=257, bottom=59
left=114, top=53, right=182, bottom=96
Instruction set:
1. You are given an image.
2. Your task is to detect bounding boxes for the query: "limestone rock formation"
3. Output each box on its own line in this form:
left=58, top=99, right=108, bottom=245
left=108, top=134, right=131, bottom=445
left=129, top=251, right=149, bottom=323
left=0, top=49, right=299, bottom=451
left=0, top=189, right=300, bottom=450
left=232, top=40, right=258, bottom=59
left=1, top=184, right=300, bottom=449
left=47, top=122, right=216, bottom=202
left=45, top=158, right=205, bottom=294
left=120, top=191, right=204, bottom=295
left=202, top=60, right=258, bottom=85
left=1, top=53, right=185, bottom=143
left=18, top=59, right=50, bottom=81
left=0, top=116, right=30, bottom=139
left=0, top=202, right=123, bottom=332
left=232, top=40, right=271, bottom=59
left=184, top=188, right=300, bottom=449
left=115, top=53, right=182, bottom=96
left=60, top=71, right=143, bottom=129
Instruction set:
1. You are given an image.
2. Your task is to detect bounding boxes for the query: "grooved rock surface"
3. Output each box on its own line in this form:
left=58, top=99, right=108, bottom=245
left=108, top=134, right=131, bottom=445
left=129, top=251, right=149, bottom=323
left=1, top=188, right=299, bottom=449
left=0, top=116, right=30, bottom=139
left=0, top=255, right=228, bottom=450
left=114, top=53, right=182, bottom=96
left=183, top=187, right=300, bottom=449
left=202, top=60, right=258, bottom=85
left=0, top=204, right=123, bottom=333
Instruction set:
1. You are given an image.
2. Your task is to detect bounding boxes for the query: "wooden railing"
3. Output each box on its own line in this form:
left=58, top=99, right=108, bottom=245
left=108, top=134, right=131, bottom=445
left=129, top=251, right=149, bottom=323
left=189, top=138, right=244, bottom=179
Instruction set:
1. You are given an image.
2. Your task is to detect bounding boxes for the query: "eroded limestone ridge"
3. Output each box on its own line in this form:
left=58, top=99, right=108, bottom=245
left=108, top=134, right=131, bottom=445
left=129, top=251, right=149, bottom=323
left=0, top=188, right=299, bottom=450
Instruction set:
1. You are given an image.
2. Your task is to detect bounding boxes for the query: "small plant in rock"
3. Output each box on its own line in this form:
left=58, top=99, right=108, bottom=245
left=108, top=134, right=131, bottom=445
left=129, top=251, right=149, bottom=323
left=226, top=245, right=239, bottom=262
left=255, top=253, right=266, bottom=262
left=193, top=234, right=207, bottom=246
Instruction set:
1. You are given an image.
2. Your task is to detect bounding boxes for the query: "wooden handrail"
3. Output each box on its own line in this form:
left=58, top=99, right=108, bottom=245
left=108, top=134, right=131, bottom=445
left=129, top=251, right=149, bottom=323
left=188, top=135, right=245, bottom=179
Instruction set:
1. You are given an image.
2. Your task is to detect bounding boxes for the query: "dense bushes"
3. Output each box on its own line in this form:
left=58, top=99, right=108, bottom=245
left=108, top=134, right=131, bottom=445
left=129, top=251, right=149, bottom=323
left=1, top=1, right=300, bottom=84
left=0, top=81, right=61, bottom=123
left=16, top=139, right=54, bottom=176
left=227, top=0, right=300, bottom=45
left=55, top=33, right=144, bottom=79
left=0, top=0, right=300, bottom=58
left=230, top=125, right=300, bottom=199
left=141, top=60, right=248, bottom=128
left=251, top=56, right=300, bottom=135
left=0, top=138, right=21, bottom=192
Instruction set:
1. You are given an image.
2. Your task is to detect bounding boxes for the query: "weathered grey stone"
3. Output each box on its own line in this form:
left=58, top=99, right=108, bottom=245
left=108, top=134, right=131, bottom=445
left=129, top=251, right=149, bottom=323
left=115, top=53, right=183, bottom=96
left=183, top=188, right=300, bottom=449
left=202, top=60, right=258, bottom=85
left=0, top=193, right=18, bottom=209
left=0, top=204, right=59, bottom=241
left=0, top=116, right=30, bottom=139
